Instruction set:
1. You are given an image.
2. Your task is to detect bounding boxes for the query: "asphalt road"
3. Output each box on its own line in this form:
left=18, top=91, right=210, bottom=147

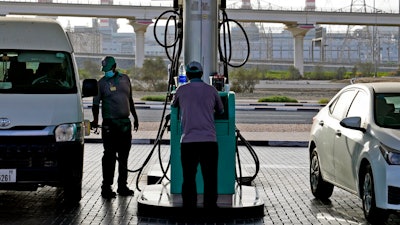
left=84, top=107, right=317, bottom=125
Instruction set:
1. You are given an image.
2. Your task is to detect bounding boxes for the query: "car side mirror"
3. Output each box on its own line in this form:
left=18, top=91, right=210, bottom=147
left=82, top=79, right=98, bottom=97
left=340, top=116, right=366, bottom=132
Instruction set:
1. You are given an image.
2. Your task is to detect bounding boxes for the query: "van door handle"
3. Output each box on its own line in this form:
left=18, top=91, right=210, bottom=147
left=336, top=130, right=342, bottom=137
left=319, top=120, right=324, bottom=126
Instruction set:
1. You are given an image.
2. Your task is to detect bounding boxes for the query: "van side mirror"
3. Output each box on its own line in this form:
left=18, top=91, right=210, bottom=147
left=82, top=79, right=98, bottom=97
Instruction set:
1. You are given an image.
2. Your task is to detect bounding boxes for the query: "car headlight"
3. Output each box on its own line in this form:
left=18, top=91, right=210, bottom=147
left=55, top=123, right=83, bottom=142
left=379, top=142, right=400, bottom=165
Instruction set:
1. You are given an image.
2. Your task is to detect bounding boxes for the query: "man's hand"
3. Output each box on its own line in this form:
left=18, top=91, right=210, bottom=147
left=133, top=120, right=139, bottom=132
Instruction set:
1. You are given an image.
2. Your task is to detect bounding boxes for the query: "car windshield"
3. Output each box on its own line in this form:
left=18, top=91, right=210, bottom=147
left=374, top=93, right=400, bottom=128
left=0, top=51, right=77, bottom=94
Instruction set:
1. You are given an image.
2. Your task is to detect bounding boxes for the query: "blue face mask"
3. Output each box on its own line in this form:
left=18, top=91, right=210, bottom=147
left=104, top=70, right=114, bottom=78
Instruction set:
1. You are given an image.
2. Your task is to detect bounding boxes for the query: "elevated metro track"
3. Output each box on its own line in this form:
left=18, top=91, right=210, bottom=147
left=74, top=53, right=398, bottom=71
left=0, top=1, right=399, bottom=27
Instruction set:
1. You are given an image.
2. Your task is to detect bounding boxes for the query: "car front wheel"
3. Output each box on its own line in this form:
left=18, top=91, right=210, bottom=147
left=361, top=164, right=389, bottom=224
left=310, top=148, right=334, bottom=199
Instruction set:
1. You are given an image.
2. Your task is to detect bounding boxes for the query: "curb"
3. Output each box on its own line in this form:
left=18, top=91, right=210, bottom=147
left=83, top=101, right=323, bottom=112
left=84, top=138, right=308, bottom=147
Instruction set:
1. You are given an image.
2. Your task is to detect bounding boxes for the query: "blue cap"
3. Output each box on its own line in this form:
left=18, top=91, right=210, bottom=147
left=185, top=61, right=203, bottom=73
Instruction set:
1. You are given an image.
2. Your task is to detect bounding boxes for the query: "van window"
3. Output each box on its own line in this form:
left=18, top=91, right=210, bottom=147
left=0, top=51, right=77, bottom=94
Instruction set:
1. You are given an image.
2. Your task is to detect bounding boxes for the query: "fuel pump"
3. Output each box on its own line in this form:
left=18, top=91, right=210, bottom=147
left=137, top=0, right=263, bottom=219
left=170, top=0, right=236, bottom=195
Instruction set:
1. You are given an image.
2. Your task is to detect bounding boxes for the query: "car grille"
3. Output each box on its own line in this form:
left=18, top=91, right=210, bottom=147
left=0, top=136, right=58, bottom=168
left=388, top=186, right=400, bottom=204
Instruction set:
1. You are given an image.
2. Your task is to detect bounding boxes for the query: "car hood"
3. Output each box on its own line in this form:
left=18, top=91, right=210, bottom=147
left=372, top=125, right=400, bottom=147
left=0, top=94, right=83, bottom=129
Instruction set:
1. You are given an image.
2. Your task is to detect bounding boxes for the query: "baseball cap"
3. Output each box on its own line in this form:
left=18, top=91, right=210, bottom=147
left=185, top=61, right=203, bottom=73
left=101, top=56, right=116, bottom=72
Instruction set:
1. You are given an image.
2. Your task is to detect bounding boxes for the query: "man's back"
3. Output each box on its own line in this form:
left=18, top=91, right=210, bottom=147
left=173, top=79, right=224, bottom=143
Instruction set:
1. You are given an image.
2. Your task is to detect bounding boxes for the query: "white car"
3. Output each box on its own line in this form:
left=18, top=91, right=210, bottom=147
left=309, top=82, right=400, bottom=224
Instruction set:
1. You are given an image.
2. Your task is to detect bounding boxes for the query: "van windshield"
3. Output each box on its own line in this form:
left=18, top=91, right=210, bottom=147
left=0, top=51, right=77, bottom=94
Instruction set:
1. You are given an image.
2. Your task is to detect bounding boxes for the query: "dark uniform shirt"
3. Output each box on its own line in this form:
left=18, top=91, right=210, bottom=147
left=93, top=72, right=134, bottom=119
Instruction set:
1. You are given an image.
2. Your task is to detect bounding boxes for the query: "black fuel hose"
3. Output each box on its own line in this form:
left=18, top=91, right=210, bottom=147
left=235, top=127, right=260, bottom=185
left=218, top=9, right=250, bottom=83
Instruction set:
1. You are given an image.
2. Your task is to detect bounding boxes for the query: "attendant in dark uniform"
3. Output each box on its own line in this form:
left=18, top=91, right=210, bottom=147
left=91, top=56, right=139, bottom=198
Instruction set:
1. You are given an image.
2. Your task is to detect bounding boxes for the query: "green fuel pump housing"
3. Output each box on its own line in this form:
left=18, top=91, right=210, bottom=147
left=170, top=91, right=236, bottom=194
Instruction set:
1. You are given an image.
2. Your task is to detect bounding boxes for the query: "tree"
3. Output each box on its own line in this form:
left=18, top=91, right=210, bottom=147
left=288, top=66, right=301, bottom=80
left=135, top=57, right=168, bottom=91
left=230, top=68, right=261, bottom=93
left=82, top=60, right=101, bottom=79
left=336, top=67, right=346, bottom=80
left=357, top=62, right=374, bottom=77
left=313, top=64, right=325, bottom=80
left=352, top=65, right=358, bottom=77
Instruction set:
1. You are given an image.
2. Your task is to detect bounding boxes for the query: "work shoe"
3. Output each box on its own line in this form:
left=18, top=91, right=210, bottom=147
left=117, top=187, right=134, bottom=196
left=101, top=187, right=116, bottom=199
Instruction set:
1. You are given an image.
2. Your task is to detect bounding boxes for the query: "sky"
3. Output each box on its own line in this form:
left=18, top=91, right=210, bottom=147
left=53, top=0, right=399, bottom=33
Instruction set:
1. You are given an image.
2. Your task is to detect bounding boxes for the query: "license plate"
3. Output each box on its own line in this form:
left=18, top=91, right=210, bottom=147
left=0, top=169, right=16, bottom=183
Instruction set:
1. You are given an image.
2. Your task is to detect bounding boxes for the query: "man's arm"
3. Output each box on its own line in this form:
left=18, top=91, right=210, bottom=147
left=91, top=85, right=101, bottom=128
left=91, top=104, right=100, bottom=128
left=129, top=97, right=139, bottom=131
left=128, top=81, right=139, bottom=131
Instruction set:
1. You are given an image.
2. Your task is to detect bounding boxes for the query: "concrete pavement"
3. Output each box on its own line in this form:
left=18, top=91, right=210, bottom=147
left=1, top=143, right=400, bottom=224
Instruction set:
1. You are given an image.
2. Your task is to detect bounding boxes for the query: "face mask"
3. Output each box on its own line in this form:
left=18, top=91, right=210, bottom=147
left=104, top=70, right=114, bottom=78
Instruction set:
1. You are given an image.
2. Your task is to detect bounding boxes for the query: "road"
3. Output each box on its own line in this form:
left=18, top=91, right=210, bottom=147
left=84, top=106, right=318, bottom=125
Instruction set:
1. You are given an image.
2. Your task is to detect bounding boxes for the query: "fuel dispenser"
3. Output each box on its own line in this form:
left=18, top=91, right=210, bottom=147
left=137, top=0, right=263, bottom=219
left=170, top=91, right=236, bottom=195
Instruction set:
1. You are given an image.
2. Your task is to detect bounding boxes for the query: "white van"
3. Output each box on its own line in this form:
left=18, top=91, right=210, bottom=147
left=0, top=17, right=97, bottom=204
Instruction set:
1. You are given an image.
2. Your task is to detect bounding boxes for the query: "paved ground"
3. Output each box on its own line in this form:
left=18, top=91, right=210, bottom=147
left=2, top=88, right=400, bottom=224
left=1, top=142, right=400, bottom=225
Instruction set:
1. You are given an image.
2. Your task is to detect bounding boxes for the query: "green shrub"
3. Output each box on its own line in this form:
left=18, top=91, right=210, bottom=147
left=288, top=66, right=301, bottom=80
left=265, top=71, right=290, bottom=80
left=230, top=68, right=261, bottom=93
left=258, top=96, right=298, bottom=103
left=141, top=95, right=166, bottom=102
left=133, top=57, right=168, bottom=92
left=318, top=98, right=330, bottom=104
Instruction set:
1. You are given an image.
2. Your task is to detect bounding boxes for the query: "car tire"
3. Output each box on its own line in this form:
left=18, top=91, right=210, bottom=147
left=310, top=148, right=334, bottom=199
left=62, top=165, right=82, bottom=205
left=361, top=164, right=389, bottom=225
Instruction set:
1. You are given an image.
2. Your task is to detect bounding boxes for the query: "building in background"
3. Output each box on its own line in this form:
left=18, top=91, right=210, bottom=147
left=63, top=0, right=399, bottom=71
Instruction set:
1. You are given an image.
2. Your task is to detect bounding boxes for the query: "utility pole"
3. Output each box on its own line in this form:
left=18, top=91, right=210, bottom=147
left=340, top=0, right=370, bottom=63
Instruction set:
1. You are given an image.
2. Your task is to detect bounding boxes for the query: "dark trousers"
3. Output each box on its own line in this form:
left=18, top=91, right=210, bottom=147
left=101, top=119, right=132, bottom=189
left=181, top=142, right=218, bottom=208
